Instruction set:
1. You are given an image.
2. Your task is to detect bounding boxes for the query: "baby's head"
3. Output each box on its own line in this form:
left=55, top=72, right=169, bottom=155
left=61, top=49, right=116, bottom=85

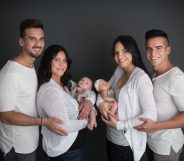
left=78, top=77, right=93, bottom=90
left=94, top=79, right=111, bottom=93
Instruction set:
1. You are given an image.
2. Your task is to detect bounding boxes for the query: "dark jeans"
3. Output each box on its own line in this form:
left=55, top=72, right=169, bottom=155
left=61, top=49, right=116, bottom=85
left=106, top=139, right=148, bottom=161
left=106, top=139, right=134, bottom=161
left=0, top=148, right=4, bottom=161
left=47, top=146, right=85, bottom=161
left=2, top=147, right=36, bottom=161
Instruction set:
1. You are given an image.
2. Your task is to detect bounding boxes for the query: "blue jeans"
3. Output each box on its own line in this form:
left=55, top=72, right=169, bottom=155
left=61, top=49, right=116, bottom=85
left=47, top=147, right=85, bottom=161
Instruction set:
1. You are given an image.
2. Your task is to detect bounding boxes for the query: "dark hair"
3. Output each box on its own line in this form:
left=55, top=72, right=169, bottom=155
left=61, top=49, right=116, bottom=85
left=145, top=29, right=169, bottom=45
left=112, top=35, right=149, bottom=74
left=19, top=18, right=44, bottom=38
left=38, top=44, right=72, bottom=90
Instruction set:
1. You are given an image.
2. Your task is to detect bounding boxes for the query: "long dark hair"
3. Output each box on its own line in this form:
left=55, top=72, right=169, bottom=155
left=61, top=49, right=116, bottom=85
left=37, top=44, right=72, bottom=90
left=112, top=35, right=149, bottom=75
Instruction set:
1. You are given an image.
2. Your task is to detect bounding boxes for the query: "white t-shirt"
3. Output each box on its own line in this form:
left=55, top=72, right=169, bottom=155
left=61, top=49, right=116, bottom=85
left=148, top=67, right=184, bottom=155
left=0, top=60, right=39, bottom=154
left=37, top=79, right=88, bottom=157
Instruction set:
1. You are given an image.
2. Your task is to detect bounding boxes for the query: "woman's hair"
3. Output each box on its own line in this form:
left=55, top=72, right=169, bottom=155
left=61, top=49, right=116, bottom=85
left=37, top=44, right=72, bottom=90
left=112, top=35, right=149, bottom=74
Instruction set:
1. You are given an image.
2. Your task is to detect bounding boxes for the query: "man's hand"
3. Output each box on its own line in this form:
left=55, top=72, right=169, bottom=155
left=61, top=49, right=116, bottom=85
left=42, top=117, right=68, bottom=136
left=134, top=118, right=158, bottom=132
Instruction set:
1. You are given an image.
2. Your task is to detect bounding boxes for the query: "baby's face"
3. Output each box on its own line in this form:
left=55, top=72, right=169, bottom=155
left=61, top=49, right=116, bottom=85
left=78, top=77, right=92, bottom=90
left=99, top=80, right=111, bottom=92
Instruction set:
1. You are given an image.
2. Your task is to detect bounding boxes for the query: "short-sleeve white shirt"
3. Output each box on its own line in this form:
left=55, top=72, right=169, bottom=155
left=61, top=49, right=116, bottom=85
left=148, top=67, right=184, bottom=155
left=0, top=61, right=39, bottom=154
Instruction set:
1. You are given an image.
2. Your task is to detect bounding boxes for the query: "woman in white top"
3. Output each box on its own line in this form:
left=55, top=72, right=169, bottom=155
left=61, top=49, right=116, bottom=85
left=97, top=35, right=157, bottom=161
left=37, top=44, right=96, bottom=161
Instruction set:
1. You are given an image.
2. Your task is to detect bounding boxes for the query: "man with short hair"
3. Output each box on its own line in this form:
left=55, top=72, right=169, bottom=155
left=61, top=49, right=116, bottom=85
left=135, top=29, right=184, bottom=161
left=0, top=18, right=67, bottom=161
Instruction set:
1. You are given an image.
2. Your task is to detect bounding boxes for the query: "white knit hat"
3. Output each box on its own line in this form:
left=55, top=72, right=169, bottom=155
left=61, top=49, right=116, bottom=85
left=94, top=79, right=103, bottom=92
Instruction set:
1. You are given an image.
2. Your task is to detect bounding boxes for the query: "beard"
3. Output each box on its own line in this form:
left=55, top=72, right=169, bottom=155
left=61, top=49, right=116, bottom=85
left=29, top=46, right=43, bottom=58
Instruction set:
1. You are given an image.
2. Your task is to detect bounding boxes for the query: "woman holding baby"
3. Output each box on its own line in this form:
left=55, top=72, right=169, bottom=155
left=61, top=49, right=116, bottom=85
left=96, top=35, right=157, bottom=161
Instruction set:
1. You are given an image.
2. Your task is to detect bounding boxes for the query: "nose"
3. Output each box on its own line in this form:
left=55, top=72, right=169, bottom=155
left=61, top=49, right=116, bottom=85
left=34, top=39, right=44, bottom=47
left=151, top=49, right=158, bottom=57
left=117, top=52, right=124, bottom=59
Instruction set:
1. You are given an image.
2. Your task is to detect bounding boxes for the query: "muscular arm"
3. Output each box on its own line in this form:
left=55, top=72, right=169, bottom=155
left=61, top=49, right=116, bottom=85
left=0, top=110, right=67, bottom=135
left=135, top=111, right=184, bottom=132
left=0, top=111, right=41, bottom=126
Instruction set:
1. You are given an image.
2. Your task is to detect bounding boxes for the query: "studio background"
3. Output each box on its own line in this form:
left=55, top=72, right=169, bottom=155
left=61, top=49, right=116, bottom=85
left=0, top=0, right=184, bottom=161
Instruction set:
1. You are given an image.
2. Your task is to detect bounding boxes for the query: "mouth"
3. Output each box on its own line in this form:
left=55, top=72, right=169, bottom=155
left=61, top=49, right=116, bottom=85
left=33, top=47, right=42, bottom=52
left=56, top=68, right=65, bottom=71
left=151, top=57, right=159, bottom=61
left=119, top=59, right=126, bottom=63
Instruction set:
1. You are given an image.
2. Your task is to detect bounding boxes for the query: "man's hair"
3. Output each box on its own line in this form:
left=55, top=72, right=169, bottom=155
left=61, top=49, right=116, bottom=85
left=19, top=18, right=44, bottom=38
left=145, top=29, right=169, bottom=45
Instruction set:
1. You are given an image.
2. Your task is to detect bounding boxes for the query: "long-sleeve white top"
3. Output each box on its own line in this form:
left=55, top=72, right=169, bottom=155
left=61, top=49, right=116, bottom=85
left=37, top=79, right=88, bottom=157
left=97, top=66, right=157, bottom=161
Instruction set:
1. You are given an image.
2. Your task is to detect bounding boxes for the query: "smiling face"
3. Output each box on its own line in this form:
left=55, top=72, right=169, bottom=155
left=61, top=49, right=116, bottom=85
left=146, top=37, right=171, bottom=70
left=78, top=77, right=92, bottom=90
left=114, top=41, right=133, bottom=70
left=51, top=51, right=68, bottom=83
left=19, top=28, right=45, bottom=58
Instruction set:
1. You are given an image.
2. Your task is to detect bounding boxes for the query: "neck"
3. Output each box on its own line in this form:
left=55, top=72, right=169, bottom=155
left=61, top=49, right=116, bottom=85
left=123, top=64, right=135, bottom=75
left=13, top=52, right=35, bottom=68
left=153, top=61, right=174, bottom=76
left=52, top=76, right=62, bottom=86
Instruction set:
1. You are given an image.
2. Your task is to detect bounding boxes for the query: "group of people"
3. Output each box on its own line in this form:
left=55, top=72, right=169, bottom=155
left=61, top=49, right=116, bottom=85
left=0, top=18, right=184, bottom=161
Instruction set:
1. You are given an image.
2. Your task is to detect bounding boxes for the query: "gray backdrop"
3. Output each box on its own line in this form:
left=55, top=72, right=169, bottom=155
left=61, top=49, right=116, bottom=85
left=0, top=0, right=184, bottom=161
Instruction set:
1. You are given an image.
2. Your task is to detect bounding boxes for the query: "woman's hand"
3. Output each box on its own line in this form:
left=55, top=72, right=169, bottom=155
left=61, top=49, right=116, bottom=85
left=101, top=111, right=118, bottom=128
left=78, top=100, right=92, bottom=119
left=98, top=101, right=111, bottom=120
left=87, top=110, right=97, bottom=130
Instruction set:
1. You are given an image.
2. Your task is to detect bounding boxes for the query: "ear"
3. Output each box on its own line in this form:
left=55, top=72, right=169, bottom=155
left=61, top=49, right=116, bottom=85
left=167, top=46, right=171, bottom=55
left=19, top=37, right=24, bottom=47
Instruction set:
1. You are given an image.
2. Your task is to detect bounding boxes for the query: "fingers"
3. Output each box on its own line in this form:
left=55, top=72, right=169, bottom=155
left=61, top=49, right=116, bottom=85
left=78, top=110, right=90, bottom=119
left=54, top=128, right=68, bottom=136
left=54, top=118, right=64, bottom=124
left=87, top=121, right=97, bottom=131
left=101, top=111, right=109, bottom=120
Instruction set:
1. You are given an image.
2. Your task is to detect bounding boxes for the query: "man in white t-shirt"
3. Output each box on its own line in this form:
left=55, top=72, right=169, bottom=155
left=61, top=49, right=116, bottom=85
left=135, top=29, right=184, bottom=161
left=0, top=18, right=67, bottom=161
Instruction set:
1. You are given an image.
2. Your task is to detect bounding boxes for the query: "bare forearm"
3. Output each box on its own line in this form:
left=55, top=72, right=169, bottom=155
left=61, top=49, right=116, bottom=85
left=156, top=112, right=184, bottom=130
left=0, top=111, right=41, bottom=126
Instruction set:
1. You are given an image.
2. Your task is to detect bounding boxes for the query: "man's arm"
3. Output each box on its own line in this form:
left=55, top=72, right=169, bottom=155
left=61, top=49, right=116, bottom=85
left=135, top=112, right=184, bottom=132
left=0, top=111, right=67, bottom=136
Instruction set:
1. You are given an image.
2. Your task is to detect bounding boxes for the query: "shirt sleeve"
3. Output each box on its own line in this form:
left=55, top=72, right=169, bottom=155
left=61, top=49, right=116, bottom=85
left=84, top=90, right=96, bottom=105
left=170, top=75, right=184, bottom=111
left=0, top=74, right=19, bottom=112
left=40, top=87, right=87, bottom=133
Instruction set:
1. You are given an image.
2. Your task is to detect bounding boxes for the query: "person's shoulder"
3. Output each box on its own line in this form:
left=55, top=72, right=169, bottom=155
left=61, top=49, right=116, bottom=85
left=38, top=80, right=60, bottom=93
left=132, top=67, right=150, bottom=80
left=169, top=67, right=184, bottom=84
left=172, top=67, right=184, bottom=75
